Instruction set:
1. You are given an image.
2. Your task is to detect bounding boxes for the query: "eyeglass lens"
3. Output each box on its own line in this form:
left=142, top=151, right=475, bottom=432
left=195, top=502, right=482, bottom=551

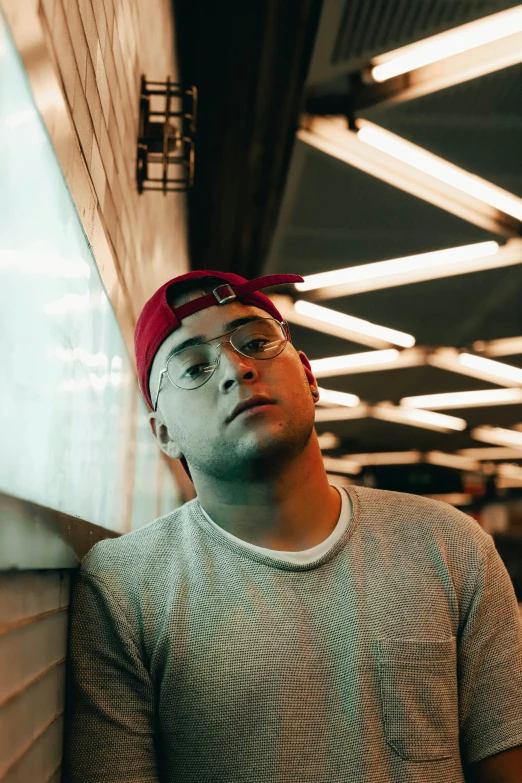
left=166, top=319, right=286, bottom=389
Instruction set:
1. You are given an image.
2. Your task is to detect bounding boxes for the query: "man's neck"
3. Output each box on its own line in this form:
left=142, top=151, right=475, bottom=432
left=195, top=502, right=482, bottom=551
left=194, top=440, right=344, bottom=551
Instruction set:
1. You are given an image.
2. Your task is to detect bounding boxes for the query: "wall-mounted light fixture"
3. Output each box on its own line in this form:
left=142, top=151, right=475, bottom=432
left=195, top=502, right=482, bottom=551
left=136, top=76, right=197, bottom=194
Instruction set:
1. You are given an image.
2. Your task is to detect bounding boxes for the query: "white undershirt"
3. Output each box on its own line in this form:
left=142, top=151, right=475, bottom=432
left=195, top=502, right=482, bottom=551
left=197, top=484, right=352, bottom=564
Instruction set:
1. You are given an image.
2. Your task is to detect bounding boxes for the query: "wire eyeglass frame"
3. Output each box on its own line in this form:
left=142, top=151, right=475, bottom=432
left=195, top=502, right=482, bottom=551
left=152, top=317, right=289, bottom=412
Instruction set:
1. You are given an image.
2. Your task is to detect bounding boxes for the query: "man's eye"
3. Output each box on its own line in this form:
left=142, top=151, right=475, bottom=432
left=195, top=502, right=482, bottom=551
left=185, top=364, right=205, bottom=378
left=245, top=339, right=269, bottom=350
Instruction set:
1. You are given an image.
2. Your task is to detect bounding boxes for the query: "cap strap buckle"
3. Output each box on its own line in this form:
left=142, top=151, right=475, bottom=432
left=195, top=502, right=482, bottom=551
left=213, top=283, right=236, bottom=304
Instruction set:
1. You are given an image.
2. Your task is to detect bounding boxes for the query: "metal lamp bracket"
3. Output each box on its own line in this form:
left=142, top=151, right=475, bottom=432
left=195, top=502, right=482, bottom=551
left=136, top=76, right=197, bottom=194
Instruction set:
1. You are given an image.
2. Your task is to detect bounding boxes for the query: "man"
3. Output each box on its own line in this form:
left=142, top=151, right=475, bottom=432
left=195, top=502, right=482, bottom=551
left=64, top=271, right=522, bottom=783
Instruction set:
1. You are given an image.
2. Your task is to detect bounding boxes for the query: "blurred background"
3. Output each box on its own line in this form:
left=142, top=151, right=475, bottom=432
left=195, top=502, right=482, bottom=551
left=1, top=1, right=522, bottom=779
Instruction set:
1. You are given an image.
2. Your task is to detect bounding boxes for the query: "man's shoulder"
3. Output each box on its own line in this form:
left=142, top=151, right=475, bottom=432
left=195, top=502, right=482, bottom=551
left=80, top=499, right=197, bottom=580
left=351, top=484, right=490, bottom=547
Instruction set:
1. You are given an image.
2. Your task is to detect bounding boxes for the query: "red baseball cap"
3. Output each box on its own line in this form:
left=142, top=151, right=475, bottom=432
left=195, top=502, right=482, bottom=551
left=134, top=270, right=318, bottom=483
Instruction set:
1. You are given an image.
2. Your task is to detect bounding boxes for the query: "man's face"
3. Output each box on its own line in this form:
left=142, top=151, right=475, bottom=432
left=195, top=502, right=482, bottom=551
left=148, top=298, right=319, bottom=482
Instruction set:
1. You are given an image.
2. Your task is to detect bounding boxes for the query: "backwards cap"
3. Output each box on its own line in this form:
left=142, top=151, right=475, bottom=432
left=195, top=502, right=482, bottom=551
left=134, top=270, right=318, bottom=483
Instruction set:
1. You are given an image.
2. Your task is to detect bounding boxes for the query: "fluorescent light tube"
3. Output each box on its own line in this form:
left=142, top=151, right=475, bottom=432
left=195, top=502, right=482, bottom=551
left=317, top=432, right=341, bottom=450
left=322, top=457, right=362, bottom=475
left=372, top=403, right=467, bottom=432
left=269, top=294, right=415, bottom=349
left=298, top=116, right=522, bottom=235
left=458, top=353, right=522, bottom=385
left=315, top=387, right=360, bottom=408
left=471, top=426, right=522, bottom=448
left=458, top=447, right=522, bottom=459
left=497, top=478, right=522, bottom=488
left=314, top=404, right=370, bottom=423
left=310, top=349, right=399, bottom=377
left=357, top=120, right=522, bottom=222
left=428, top=348, right=522, bottom=387
left=401, top=388, right=522, bottom=410
left=497, top=476, right=522, bottom=488
left=370, top=6, right=522, bottom=82
left=497, top=463, right=522, bottom=481
left=293, top=300, right=415, bottom=348
left=343, top=451, right=421, bottom=465
left=309, top=347, right=425, bottom=379
left=473, top=335, right=522, bottom=357
left=426, top=451, right=481, bottom=471
left=294, top=241, right=503, bottom=298
left=496, top=460, right=522, bottom=487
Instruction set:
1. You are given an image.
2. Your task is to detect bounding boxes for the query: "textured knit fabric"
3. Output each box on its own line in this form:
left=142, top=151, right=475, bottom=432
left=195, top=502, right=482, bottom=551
left=63, top=485, right=522, bottom=783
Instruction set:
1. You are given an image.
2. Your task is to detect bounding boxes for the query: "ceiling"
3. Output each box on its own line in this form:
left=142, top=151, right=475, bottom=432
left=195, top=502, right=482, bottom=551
left=173, top=0, right=322, bottom=275
left=262, top=0, right=522, bottom=503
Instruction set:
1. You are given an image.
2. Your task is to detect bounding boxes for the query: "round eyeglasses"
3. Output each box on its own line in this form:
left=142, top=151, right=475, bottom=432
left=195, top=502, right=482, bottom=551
left=152, top=317, right=289, bottom=411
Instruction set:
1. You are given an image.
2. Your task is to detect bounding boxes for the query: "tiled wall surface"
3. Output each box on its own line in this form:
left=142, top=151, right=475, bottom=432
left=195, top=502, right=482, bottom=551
left=38, top=0, right=189, bottom=314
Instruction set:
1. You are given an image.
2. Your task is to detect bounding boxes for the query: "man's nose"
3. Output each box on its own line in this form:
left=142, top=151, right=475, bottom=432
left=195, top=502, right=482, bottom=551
left=218, top=341, right=255, bottom=373
left=219, top=339, right=246, bottom=364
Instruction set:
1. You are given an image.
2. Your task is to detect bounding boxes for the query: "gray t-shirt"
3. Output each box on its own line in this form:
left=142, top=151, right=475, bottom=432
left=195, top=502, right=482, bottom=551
left=63, top=485, right=522, bottom=783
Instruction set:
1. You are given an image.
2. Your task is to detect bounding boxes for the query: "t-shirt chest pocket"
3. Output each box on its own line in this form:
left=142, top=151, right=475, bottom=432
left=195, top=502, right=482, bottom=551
left=376, top=636, right=459, bottom=761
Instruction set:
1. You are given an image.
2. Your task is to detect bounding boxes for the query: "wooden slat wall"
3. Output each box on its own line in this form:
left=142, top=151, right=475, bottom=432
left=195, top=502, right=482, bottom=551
left=0, top=571, right=72, bottom=783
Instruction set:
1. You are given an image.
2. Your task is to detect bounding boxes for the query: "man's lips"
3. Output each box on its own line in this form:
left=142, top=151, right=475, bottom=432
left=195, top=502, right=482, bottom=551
left=228, top=396, right=276, bottom=422
left=235, top=403, right=275, bottom=418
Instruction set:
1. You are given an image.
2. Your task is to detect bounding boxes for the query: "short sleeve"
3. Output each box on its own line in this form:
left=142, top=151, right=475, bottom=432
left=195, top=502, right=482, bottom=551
left=457, top=534, right=522, bottom=766
left=63, top=569, right=160, bottom=783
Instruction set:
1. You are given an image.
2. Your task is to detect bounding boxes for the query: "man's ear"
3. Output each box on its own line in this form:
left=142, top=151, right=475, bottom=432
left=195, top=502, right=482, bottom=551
left=296, top=351, right=319, bottom=401
left=148, top=412, right=183, bottom=459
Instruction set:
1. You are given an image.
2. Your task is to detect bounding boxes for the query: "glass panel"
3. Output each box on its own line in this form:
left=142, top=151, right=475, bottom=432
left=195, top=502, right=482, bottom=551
left=131, top=396, right=182, bottom=530
left=0, top=15, right=181, bottom=532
